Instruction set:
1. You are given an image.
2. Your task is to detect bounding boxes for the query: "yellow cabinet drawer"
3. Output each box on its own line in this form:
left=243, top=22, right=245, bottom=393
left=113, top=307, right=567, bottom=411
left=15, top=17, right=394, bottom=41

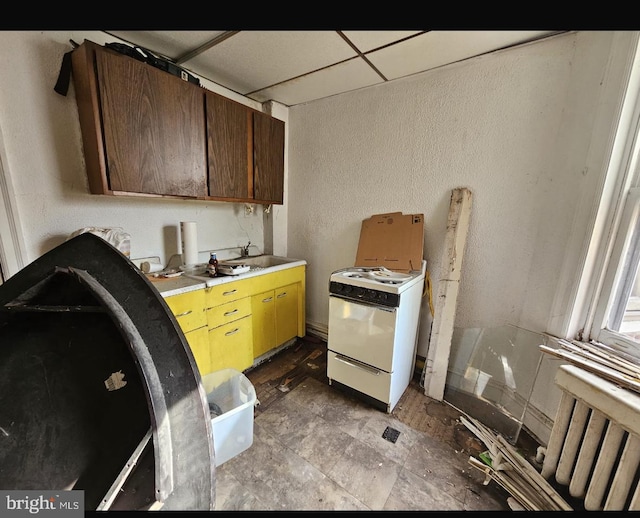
left=207, top=296, right=251, bottom=329
left=205, top=278, right=252, bottom=307
left=184, top=326, right=210, bottom=376
left=209, top=315, right=253, bottom=372
left=247, top=266, right=305, bottom=295
left=165, top=289, right=206, bottom=333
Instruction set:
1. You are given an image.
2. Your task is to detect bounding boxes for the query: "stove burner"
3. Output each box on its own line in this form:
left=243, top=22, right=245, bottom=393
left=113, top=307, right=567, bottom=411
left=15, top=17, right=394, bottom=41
left=330, top=260, right=426, bottom=302
left=339, top=267, right=414, bottom=286
left=343, top=272, right=367, bottom=278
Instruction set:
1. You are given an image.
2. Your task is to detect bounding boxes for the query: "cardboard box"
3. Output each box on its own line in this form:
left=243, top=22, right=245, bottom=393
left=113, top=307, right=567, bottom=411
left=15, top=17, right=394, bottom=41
left=355, top=212, right=424, bottom=272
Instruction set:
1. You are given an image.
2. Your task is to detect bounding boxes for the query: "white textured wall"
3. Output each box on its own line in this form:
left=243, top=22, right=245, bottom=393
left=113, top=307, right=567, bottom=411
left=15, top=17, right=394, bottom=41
left=286, top=31, right=630, bottom=442
left=0, top=30, right=268, bottom=269
left=288, top=31, right=605, bottom=337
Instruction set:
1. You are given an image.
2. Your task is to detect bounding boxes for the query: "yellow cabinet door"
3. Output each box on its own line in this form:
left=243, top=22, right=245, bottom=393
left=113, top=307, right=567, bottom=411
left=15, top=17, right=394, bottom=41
left=275, top=283, right=298, bottom=346
left=251, top=290, right=276, bottom=358
left=208, top=315, right=253, bottom=372
left=184, top=326, right=210, bottom=376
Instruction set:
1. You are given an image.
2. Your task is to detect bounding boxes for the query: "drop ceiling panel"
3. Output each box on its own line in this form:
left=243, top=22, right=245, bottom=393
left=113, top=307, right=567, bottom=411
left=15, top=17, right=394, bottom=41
left=368, top=30, right=557, bottom=81
left=106, top=30, right=224, bottom=60
left=251, top=57, right=384, bottom=106
left=98, top=29, right=564, bottom=107
left=182, top=31, right=358, bottom=95
left=342, top=30, right=424, bottom=52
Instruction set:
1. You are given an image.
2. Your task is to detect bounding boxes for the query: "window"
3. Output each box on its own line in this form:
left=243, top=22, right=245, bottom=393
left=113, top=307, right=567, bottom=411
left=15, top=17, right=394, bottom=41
left=591, top=187, right=640, bottom=352
left=585, top=34, right=640, bottom=357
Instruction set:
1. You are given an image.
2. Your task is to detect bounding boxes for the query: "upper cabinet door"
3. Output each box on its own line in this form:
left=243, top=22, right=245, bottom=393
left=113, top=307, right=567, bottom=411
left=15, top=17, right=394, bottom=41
left=205, top=91, right=251, bottom=200
left=253, top=111, right=285, bottom=205
left=95, top=48, right=207, bottom=197
left=205, top=92, right=285, bottom=205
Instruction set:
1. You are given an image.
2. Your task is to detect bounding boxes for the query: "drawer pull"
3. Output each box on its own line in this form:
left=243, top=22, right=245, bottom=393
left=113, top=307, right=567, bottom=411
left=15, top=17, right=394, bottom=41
left=225, top=328, right=240, bottom=336
left=223, top=289, right=238, bottom=296
left=277, top=292, right=287, bottom=298
left=175, top=310, right=192, bottom=318
left=262, top=297, right=273, bottom=303
left=335, top=354, right=380, bottom=375
left=224, top=309, right=239, bottom=317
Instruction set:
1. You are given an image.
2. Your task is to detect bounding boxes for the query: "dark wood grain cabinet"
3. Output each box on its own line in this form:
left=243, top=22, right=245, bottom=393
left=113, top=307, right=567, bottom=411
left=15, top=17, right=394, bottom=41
left=206, top=91, right=284, bottom=204
left=71, top=40, right=284, bottom=204
left=71, top=40, right=207, bottom=198
left=253, top=111, right=285, bottom=204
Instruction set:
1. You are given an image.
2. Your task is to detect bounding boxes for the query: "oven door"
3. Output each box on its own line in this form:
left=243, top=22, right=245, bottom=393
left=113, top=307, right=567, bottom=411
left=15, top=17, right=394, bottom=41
left=327, top=295, right=397, bottom=372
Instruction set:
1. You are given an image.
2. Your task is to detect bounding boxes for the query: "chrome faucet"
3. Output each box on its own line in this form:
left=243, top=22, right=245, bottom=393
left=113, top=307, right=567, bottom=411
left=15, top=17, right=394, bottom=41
left=241, top=241, right=251, bottom=257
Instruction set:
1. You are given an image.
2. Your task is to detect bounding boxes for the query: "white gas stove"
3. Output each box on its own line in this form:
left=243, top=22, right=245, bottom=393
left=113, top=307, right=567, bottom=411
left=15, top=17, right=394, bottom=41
left=329, top=264, right=425, bottom=305
left=327, top=260, right=426, bottom=413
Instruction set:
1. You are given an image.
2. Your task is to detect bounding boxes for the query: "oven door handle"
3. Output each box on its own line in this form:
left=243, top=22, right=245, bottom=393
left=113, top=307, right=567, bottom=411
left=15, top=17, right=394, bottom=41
left=334, top=354, right=381, bottom=376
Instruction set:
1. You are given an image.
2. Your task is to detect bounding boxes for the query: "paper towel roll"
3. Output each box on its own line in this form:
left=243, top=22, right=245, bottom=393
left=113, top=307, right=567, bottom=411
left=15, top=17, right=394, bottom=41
left=140, top=261, right=164, bottom=274
left=180, top=221, right=199, bottom=266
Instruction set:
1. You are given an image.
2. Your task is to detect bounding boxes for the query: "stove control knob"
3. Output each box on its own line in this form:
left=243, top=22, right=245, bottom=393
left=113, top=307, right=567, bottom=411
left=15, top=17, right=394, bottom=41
left=333, top=283, right=343, bottom=293
left=353, top=287, right=364, bottom=298
left=344, top=285, right=353, bottom=294
left=367, top=289, right=377, bottom=300
left=378, top=292, right=388, bottom=302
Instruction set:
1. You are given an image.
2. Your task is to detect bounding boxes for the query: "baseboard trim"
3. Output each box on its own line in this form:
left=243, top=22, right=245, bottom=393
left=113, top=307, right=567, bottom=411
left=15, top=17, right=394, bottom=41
left=306, top=321, right=328, bottom=341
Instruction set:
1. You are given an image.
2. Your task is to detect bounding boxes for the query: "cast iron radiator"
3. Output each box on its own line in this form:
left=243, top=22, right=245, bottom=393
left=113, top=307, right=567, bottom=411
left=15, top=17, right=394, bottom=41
left=541, top=364, right=640, bottom=511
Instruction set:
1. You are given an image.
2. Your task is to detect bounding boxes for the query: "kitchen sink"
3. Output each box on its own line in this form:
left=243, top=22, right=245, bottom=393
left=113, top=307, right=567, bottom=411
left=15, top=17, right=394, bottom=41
left=222, top=255, right=295, bottom=268
left=181, top=255, right=303, bottom=285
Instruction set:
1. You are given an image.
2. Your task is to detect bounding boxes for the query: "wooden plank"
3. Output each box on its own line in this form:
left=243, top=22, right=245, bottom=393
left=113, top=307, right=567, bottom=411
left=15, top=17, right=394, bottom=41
left=462, top=415, right=573, bottom=511
left=422, top=187, right=473, bottom=400
left=559, top=340, right=640, bottom=379
left=539, top=345, right=640, bottom=393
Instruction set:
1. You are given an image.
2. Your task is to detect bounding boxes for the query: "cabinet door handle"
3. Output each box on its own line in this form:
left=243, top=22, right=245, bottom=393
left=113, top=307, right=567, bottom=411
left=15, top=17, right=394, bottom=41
left=225, top=328, right=240, bottom=336
left=224, top=309, right=239, bottom=317
left=175, top=310, right=192, bottom=317
left=223, top=289, right=238, bottom=296
left=262, top=297, right=273, bottom=303
left=277, top=292, right=287, bottom=298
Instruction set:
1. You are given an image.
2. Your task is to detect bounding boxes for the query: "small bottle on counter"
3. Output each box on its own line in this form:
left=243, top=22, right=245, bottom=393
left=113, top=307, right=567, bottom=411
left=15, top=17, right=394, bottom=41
left=208, top=253, right=219, bottom=277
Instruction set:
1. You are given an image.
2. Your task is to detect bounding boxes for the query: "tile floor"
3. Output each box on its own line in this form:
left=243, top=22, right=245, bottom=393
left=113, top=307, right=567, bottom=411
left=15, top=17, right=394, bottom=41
left=213, top=338, right=514, bottom=511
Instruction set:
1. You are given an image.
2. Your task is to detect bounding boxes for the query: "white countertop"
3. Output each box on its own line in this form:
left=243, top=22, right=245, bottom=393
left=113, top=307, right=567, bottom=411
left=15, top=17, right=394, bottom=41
left=147, top=259, right=307, bottom=298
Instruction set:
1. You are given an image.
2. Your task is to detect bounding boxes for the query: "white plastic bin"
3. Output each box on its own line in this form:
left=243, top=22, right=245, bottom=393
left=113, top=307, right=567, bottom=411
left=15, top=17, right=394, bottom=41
left=201, top=368, right=257, bottom=467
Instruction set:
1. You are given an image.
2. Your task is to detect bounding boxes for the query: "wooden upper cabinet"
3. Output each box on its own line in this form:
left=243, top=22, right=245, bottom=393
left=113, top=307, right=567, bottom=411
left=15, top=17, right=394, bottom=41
left=71, top=40, right=284, bottom=204
left=206, top=90, right=250, bottom=200
left=206, top=90, right=285, bottom=205
left=72, top=40, right=207, bottom=198
left=253, top=111, right=285, bottom=205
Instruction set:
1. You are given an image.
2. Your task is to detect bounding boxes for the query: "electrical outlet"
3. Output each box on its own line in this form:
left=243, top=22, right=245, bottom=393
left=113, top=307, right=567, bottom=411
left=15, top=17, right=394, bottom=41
left=244, top=204, right=254, bottom=216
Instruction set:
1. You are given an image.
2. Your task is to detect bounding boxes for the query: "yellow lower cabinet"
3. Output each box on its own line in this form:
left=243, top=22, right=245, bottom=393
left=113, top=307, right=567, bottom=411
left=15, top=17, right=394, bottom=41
left=251, top=290, right=276, bottom=358
left=164, top=289, right=209, bottom=374
left=275, top=283, right=298, bottom=346
left=208, top=315, right=253, bottom=372
left=252, top=278, right=303, bottom=359
left=183, top=326, right=210, bottom=375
